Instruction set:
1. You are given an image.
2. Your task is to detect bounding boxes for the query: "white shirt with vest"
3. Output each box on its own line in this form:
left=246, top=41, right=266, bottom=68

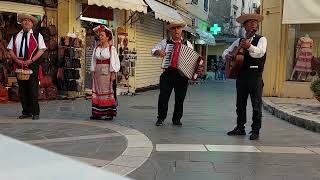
left=7, top=29, right=47, bottom=57
left=151, top=38, right=194, bottom=56
left=222, top=35, right=267, bottom=60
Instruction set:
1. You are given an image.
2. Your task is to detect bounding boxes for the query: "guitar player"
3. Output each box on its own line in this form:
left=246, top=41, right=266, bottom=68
left=222, top=13, right=267, bottom=140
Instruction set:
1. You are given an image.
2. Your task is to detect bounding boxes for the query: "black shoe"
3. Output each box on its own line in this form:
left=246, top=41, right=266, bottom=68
left=32, top=115, right=40, bottom=120
left=172, top=120, right=182, bottom=126
left=249, top=131, right=259, bottom=140
left=90, top=116, right=101, bottom=120
left=155, top=119, right=164, bottom=126
left=18, top=114, right=32, bottom=119
left=227, top=127, right=246, bottom=136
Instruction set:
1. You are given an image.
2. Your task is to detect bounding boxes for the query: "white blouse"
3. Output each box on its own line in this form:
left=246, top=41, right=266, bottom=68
left=90, top=46, right=120, bottom=72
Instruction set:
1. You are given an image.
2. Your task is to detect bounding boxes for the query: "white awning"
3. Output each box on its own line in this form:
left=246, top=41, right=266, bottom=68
left=144, top=0, right=184, bottom=23
left=196, top=29, right=216, bottom=46
left=283, top=0, right=320, bottom=24
left=0, top=1, right=45, bottom=16
left=88, top=0, right=148, bottom=13
left=183, top=25, right=197, bottom=36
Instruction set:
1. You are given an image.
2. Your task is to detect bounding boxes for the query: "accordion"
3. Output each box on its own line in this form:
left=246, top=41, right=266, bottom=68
left=162, top=44, right=204, bottom=80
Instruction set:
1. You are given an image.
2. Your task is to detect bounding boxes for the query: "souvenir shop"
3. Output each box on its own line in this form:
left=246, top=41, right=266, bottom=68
left=0, top=0, right=59, bottom=103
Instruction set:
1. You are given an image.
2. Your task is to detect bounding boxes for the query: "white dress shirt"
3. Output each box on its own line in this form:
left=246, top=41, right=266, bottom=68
left=222, top=35, right=267, bottom=60
left=91, top=46, right=120, bottom=72
left=151, top=38, right=194, bottom=56
left=7, top=29, right=47, bottom=57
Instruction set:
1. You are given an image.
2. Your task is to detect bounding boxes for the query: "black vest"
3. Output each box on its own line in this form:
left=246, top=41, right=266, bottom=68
left=241, top=35, right=266, bottom=76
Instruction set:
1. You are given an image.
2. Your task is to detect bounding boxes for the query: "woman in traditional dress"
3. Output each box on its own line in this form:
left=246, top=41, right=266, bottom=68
left=90, top=25, right=120, bottom=120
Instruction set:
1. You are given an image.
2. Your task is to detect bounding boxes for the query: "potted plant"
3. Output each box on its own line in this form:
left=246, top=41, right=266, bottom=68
left=310, top=79, right=320, bottom=102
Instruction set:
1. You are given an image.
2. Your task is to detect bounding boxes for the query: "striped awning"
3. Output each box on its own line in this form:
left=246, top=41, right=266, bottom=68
left=144, top=0, right=184, bottom=23
left=88, top=0, right=148, bottom=13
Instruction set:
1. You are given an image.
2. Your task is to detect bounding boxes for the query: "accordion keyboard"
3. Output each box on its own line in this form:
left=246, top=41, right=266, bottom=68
left=161, top=44, right=174, bottom=68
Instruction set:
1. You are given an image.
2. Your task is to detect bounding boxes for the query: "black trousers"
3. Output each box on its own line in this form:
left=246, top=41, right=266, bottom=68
left=158, top=69, right=189, bottom=122
left=113, top=79, right=117, bottom=102
left=17, top=65, right=39, bottom=116
left=236, top=70, right=263, bottom=132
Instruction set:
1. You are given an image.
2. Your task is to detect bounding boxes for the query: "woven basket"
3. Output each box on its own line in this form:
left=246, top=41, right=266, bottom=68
left=16, top=69, right=33, bottom=81
left=315, top=95, right=320, bottom=102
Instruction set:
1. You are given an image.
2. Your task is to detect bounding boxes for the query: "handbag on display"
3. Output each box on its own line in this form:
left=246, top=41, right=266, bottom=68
left=74, top=38, right=82, bottom=48
left=57, top=68, right=64, bottom=80
left=40, top=75, right=53, bottom=88
left=48, top=39, right=57, bottom=51
left=39, top=27, right=50, bottom=41
left=8, top=85, right=19, bottom=102
left=46, top=85, right=58, bottom=100
left=74, top=50, right=82, bottom=59
left=48, top=25, right=57, bottom=36
left=0, top=85, right=8, bottom=103
left=38, top=87, right=47, bottom=100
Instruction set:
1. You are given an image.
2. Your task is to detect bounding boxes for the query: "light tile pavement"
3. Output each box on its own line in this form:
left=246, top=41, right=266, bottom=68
left=156, top=144, right=318, bottom=154
left=263, top=97, right=320, bottom=132
left=0, top=118, right=153, bottom=177
left=156, top=144, right=207, bottom=152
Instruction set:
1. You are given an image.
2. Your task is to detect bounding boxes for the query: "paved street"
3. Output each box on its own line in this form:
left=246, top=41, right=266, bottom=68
left=0, top=80, right=320, bottom=180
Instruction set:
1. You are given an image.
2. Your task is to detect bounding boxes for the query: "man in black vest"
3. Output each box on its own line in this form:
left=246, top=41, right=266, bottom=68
left=223, top=14, right=267, bottom=140
left=151, top=21, right=196, bottom=127
left=7, top=14, right=46, bottom=120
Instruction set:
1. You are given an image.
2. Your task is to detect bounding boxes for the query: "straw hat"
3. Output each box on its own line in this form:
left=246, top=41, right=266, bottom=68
left=167, top=21, right=186, bottom=29
left=18, top=14, right=38, bottom=25
left=236, top=13, right=264, bottom=24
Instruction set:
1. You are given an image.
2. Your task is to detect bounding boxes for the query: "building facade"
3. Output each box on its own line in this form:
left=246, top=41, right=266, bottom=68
left=207, top=0, right=260, bottom=72
left=260, top=0, right=320, bottom=98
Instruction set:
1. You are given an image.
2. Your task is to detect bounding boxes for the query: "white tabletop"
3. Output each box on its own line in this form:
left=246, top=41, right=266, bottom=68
left=0, top=134, right=131, bottom=180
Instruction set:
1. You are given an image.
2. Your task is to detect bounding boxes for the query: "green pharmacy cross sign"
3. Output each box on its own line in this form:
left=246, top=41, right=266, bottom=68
left=210, top=24, right=221, bottom=35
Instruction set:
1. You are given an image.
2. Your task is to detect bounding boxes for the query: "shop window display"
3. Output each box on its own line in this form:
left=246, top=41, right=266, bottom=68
left=287, top=24, right=320, bottom=82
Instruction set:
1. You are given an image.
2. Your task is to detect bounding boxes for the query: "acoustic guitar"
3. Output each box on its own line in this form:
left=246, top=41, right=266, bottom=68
left=226, top=29, right=257, bottom=79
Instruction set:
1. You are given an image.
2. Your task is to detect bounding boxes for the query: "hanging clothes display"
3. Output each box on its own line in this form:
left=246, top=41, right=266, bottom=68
left=294, top=34, right=313, bottom=72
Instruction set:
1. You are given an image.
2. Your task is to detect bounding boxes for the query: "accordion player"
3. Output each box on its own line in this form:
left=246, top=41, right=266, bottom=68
left=161, top=43, right=204, bottom=80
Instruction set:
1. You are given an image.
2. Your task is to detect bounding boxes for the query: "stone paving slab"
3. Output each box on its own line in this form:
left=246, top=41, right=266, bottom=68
left=263, top=97, right=320, bottom=132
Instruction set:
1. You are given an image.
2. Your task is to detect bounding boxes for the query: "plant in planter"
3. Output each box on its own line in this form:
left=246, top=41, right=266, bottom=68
left=310, top=79, right=320, bottom=101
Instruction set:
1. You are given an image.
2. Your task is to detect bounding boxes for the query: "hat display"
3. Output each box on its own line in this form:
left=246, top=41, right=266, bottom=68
left=18, top=14, right=38, bottom=25
left=236, top=13, right=264, bottom=24
left=167, top=21, right=186, bottom=29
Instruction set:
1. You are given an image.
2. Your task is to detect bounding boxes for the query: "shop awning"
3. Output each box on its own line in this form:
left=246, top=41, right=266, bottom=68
left=283, top=0, right=320, bottom=24
left=88, top=0, right=148, bottom=13
left=196, top=29, right=216, bottom=46
left=177, top=10, right=193, bottom=27
left=144, top=0, right=184, bottom=23
left=0, top=1, right=45, bottom=16
left=183, top=25, right=197, bottom=36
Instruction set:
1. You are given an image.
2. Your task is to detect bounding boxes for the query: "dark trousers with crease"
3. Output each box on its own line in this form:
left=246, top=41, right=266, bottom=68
left=157, top=68, right=189, bottom=122
left=236, top=70, right=263, bottom=132
left=17, top=64, right=39, bottom=116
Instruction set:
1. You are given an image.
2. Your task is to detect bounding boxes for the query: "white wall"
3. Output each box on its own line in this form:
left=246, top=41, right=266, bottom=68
left=176, top=0, right=209, bottom=22
left=230, top=0, right=261, bottom=36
